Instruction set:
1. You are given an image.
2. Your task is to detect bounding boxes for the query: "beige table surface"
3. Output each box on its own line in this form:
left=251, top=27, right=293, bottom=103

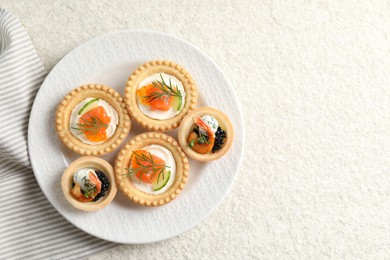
left=2, top=0, right=390, bottom=259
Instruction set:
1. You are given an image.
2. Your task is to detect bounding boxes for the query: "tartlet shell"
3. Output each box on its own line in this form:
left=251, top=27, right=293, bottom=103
left=61, top=156, right=117, bottom=211
left=124, top=60, right=197, bottom=131
left=115, top=132, right=190, bottom=207
left=56, top=84, right=131, bottom=155
left=178, top=107, right=234, bottom=162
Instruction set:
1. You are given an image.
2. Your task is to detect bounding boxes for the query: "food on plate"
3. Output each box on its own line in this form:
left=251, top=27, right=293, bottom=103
left=71, top=99, right=116, bottom=143
left=124, top=60, right=197, bottom=131
left=136, top=74, right=183, bottom=113
left=56, top=84, right=131, bottom=155
left=61, top=156, right=117, bottom=211
left=126, top=149, right=173, bottom=193
left=115, top=132, right=189, bottom=206
left=71, top=168, right=107, bottom=202
left=178, top=107, right=233, bottom=162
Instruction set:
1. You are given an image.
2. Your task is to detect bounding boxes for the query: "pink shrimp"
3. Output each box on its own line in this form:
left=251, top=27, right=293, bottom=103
left=188, top=117, right=215, bottom=154
left=71, top=171, right=101, bottom=202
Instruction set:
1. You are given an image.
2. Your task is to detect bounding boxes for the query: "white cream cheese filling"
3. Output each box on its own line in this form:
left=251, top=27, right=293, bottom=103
left=70, top=98, right=119, bottom=145
left=199, top=115, right=219, bottom=135
left=137, top=72, right=186, bottom=120
left=130, top=145, right=176, bottom=195
left=73, top=168, right=98, bottom=192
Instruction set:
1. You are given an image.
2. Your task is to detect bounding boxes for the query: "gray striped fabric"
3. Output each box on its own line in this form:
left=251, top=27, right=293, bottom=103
left=0, top=8, right=116, bottom=259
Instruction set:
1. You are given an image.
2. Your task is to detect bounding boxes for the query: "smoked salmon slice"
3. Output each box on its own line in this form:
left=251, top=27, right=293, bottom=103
left=78, top=106, right=111, bottom=142
left=131, top=150, right=167, bottom=183
left=137, top=83, right=173, bottom=111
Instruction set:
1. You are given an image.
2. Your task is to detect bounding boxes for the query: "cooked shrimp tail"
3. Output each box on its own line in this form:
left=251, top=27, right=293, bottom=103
left=189, top=117, right=215, bottom=154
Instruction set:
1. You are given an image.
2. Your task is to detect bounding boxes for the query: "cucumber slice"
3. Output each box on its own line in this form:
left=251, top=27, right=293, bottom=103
left=171, top=95, right=182, bottom=111
left=78, top=98, right=99, bottom=115
left=152, top=171, right=171, bottom=191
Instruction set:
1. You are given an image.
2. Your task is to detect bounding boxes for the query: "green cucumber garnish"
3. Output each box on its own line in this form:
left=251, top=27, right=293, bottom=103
left=152, top=170, right=171, bottom=191
left=171, top=95, right=182, bottom=111
left=78, top=98, right=99, bottom=115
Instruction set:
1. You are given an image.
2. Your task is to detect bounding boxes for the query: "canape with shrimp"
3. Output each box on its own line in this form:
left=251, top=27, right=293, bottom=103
left=61, top=156, right=117, bottom=211
left=178, top=107, right=233, bottom=162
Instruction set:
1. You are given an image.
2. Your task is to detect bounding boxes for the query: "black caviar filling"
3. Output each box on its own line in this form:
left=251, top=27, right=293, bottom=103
left=212, top=127, right=226, bottom=153
left=93, top=171, right=110, bottom=201
left=71, top=171, right=110, bottom=201
left=193, top=127, right=201, bottom=136
left=192, top=126, right=226, bottom=153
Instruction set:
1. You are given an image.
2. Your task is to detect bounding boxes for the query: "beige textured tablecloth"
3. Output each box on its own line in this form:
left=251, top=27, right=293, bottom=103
left=2, top=0, right=390, bottom=259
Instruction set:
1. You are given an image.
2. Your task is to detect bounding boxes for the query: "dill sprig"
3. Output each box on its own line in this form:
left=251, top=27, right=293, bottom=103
left=142, top=74, right=182, bottom=102
left=123, top=151, right=170, bottom=184
left=83, top=187, right=97, bottom=198
left=188, top=128, right=210, bottom=147
left=197, top=131, right=210, bottom=144
left=71, top=115, right=108, bottom=135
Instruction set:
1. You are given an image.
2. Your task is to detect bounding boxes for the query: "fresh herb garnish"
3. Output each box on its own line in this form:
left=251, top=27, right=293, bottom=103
left=83, top=186, right=97, bottom=198
left=188, top=139, right=195, bottom=148
left=71, top=115, right=108, bottom=135
left=142, top=74, right=182, bottom=102
left=123, top=151, right=170, bottom=184
left=197, top=131, right=209, bottom=144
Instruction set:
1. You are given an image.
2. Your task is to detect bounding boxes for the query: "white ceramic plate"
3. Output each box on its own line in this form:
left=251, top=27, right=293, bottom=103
left=28, top=30, right=244, bottom=244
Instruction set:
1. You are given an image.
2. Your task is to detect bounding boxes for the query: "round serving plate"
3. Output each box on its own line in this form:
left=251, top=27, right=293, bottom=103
left=28, top=30, right=244, bottom=243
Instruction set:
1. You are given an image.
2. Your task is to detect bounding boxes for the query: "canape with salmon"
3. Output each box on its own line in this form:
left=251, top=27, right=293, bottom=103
left=127, top=150, right=172, bottom=192
left=114, top=132, right=189, bottom=207
left=56, top=84, right=131, bottom=155
left=124, top=60, right=197, bottom=131
left=178, top=107, right=234, bottom=162
left=61, top=156, right=117, bottom=211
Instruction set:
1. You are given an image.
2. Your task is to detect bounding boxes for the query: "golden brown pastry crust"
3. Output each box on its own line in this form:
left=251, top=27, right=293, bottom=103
left=56, top=84, right=131, bottom=155
left=115, top=132, right=190, bottom=206
left=178, top=107, right=234, bottom=162
left=124, top=60, right=197, bottom=131
left=61, top=156, right=117, bottom=211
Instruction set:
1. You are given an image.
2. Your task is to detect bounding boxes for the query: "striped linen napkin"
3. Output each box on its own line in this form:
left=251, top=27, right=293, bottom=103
left=0, top=8, right=116, bottom=259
